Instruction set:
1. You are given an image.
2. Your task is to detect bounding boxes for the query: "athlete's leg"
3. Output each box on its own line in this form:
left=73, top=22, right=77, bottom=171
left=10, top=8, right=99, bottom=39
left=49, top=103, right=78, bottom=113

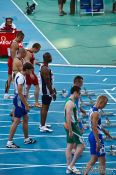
left=99, top=156, right=106, bottom=175
left=84, top=155, right=98, bottom=175
left=66, top=143, right=74, bottom=165
left=40, top=104, right=49, bottom=126
left=70, top=143, right=85, bottom=167
left=5, top=74, right=12, bottom=94
left=8, top=117, right=21, bottom=141
left=22, top=114, right=29, bottom=139
left=26, top=85, right=31, bottom=99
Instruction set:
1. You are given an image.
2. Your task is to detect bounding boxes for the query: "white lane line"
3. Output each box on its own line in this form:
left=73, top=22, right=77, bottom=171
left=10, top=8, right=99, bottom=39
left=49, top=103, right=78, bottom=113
left=32, top=0, right=38, bottom=6
left=0, top=70, right=116, bottom=77
left=96, top=69, right=101, bottom=73
left=104, top=89, right=116, bottom=103
left=111, top=87, right=116, bottom=91
left=103, top=78, right=108, bottom=82
left=0, top=162, right=115, bottom=170
left=11, top=0, right=70, bottom=65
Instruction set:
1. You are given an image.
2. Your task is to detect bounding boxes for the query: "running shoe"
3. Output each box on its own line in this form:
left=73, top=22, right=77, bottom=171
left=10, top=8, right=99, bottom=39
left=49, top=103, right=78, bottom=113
left=67, top=166, right=81, bottom=174
left=4, top=93, right=10, bottom=99
left=39, top=124, right=51, bottom=129
left=24, top=138, right=36, bottom=144
left=40, top=126, right=53, bottom=133
left=6, top=142, right=20, bottom=148
left=66, top=169, right=72, bottom=174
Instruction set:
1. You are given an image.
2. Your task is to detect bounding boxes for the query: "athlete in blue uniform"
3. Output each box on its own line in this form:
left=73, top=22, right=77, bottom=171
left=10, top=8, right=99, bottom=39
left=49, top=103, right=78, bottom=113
left=84, top=95, right=112, bottom=175
left=6, top=62, right=36, bottom=148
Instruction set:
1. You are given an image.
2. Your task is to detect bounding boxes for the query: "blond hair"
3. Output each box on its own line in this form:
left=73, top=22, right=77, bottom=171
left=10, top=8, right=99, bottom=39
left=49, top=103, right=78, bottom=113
left=97, top=95, right=108, bottom=103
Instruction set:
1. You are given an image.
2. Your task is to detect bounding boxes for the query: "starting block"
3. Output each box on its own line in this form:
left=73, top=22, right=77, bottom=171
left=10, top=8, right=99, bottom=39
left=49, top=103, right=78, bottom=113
left=100, top=111, right=114, bottom=116
left=81, top=90, right=95, bottom=96
left=106, top=145, right=116, bottom=156
left=104, top=136, right=116, bottom=140
left=102, top=123, right=116, bottom=127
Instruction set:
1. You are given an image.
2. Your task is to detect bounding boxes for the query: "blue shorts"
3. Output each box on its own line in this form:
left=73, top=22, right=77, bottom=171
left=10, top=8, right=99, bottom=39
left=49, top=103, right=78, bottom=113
left=88, top=132, right=105, bottom=157
left=13, top=95, right=27, bottom=118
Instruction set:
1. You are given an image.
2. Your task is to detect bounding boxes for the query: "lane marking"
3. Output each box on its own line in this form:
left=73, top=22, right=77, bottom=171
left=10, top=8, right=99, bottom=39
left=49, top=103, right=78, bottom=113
left=32, top=0, right=38, bottom=6
left=103, top=78, right=108, bottom=82
left=104, top=89, right=116, bottom=103
left=111, top=87, right=116, bottom=91
left=96, top=69, right=101, bottom=73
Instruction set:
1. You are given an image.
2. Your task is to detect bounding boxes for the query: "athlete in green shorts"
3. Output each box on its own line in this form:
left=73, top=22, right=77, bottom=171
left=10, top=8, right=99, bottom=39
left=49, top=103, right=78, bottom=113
left=64, top=86, right=85, bottom=174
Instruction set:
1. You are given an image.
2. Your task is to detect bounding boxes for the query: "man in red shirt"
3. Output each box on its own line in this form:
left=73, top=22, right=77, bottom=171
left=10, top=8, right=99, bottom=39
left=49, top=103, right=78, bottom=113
left=0, top=18, right=16, bottom=32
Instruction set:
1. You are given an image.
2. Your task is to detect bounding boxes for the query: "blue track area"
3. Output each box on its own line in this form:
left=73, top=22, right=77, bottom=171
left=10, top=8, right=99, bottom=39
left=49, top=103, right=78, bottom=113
left=0, top=64, right=116, bottom=175
left=0, top=0, right=116, bottom=174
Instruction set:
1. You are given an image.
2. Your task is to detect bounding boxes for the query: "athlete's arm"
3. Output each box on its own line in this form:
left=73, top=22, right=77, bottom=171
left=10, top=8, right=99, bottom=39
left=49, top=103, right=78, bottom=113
left=102, top=127, right=112, bottom=139
left=41, top=66, right=53, bottom=95
left=65, top=101, right=74, bottom=137
left=91, top=112, right=100, bottom=143
left=18, top=84, right=29, bottom=111
left=91, top=112, right=101, bottom=151
left=10, top=43, right=18, bottom=59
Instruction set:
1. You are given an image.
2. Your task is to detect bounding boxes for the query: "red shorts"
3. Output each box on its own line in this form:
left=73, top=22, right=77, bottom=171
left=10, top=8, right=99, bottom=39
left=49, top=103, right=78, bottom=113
left=8, top=56, right=13, bottom=75
left=26, top=72, right=38, bottom=86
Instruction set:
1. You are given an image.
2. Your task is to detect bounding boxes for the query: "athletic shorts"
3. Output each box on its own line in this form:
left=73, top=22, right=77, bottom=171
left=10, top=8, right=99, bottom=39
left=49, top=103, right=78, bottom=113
left=42, top=95, right=52, bottom=105
left=26, top=72, right=38, bottom=86
left=13, top=95, right=27, bottom=118
left=89, top=132, right=105, bottom=157
left=58, top=0, right=66, bottom=4
left=8, top=56, right=13, bottom=75
left=65, top=122, right=84, bottom=145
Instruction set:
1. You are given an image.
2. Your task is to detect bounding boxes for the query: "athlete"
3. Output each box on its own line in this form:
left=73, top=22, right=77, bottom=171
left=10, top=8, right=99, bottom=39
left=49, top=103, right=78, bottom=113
left=24, top=43, right=41, bottom=107
left=6, top=62, right=36, bottom=148
left=39, top=52, right=56, bottom=132
left=64, top=86, right=84, bottom=174
left=84, top=95, right=112, bottom=175
left=12, top=48, right=26, bottom=77
left=4, top=31, right=24, bottom=99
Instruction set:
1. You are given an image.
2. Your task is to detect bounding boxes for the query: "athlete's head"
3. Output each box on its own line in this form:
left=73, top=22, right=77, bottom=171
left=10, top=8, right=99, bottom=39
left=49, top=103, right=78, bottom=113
left=43, top=52, right=52, bottom=63
left=16, top=31, right=24, bottom=42
left=73, top=76, right=83, bottom=88
left=70, top=86, right=81, bottom=99
left=32, top=43, right=41, bottom=53
left=96, top=95, right=108, bottom=109
left=23, top=62, right=33, bottom=75
left=5, top=17, right=13, bottom=26
left=17, top=48, right=26, bottom=58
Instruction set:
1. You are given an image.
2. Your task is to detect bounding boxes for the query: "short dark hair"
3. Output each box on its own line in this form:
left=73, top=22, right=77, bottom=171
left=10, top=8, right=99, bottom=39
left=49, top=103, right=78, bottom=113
left=6, top=17, right=13, bottom=22
left=16, top=31, right=24, bottom=37
left=43, top=52, right=52, bottom=63
left=70, top=86, right=81, bottom=94
left=23, top=62, right=33, bottom=71
left=32, top=43, right=41, bottom=49
left=73, top=75, right=83, bottom=83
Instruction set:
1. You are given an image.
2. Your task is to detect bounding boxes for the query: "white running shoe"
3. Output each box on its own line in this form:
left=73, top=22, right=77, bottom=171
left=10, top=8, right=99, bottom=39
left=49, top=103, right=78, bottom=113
left=66, top=169, right=72, bottom=174
left=39, top=124, right=51, bottom=129
left=40, top=126, right=53, bottom=133
left=4, top=93, right=10, bottom=99
left=68, top=166, right=81, bottom=174
left=6, top=142, right=20, bottom=148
